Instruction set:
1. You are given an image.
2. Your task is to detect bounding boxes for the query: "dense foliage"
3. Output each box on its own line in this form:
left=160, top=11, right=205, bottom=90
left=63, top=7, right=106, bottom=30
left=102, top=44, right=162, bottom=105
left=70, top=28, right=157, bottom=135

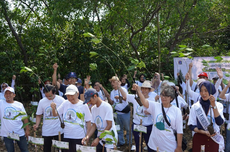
left=0, top=0, right=230, bottom=102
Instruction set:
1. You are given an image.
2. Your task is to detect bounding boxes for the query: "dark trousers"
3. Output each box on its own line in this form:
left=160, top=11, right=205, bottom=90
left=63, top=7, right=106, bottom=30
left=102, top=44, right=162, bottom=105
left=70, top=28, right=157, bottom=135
left=42, top=134, right=64, bottom=152
left=132, top=123, right=152, bottom=152
left=63, top=138, right=82, bottom=152
left=96, top=143, right=107, bottom=152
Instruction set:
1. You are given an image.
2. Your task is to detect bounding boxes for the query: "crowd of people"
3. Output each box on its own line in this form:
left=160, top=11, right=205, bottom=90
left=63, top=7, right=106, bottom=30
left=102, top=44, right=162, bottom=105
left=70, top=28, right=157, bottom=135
left=0, top=62, right=229, bottom=152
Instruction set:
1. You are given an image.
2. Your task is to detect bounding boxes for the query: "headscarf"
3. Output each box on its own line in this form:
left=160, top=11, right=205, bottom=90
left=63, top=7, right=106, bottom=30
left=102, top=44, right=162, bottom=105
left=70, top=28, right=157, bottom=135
left=1, top=82, right=9, bottom=92
left=199, top=81, right=216, bottom=114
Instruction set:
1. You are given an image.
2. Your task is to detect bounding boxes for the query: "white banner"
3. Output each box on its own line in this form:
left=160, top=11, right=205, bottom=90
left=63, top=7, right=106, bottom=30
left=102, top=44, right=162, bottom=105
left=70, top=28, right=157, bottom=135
left=174, top=56, right=230, bottom=80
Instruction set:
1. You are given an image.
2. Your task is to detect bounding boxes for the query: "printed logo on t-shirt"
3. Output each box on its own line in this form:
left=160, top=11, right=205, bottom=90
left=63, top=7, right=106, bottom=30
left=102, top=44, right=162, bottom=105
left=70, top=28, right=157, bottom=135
left=44, top=106, right=58, bottom=120
left=155, top=113, right=172, bottom=132
left=136, top=105, right=147, bottom=117
left=3, top=107, right=19, bottom=120
left=95, top=116, right=104, bottom=131
left=64, top=108, right=77, bottom=124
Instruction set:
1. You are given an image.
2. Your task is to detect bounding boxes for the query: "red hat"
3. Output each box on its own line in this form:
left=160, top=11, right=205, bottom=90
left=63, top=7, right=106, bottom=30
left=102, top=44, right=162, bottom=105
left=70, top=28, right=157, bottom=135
left=198, top=72, right=208, bottom=78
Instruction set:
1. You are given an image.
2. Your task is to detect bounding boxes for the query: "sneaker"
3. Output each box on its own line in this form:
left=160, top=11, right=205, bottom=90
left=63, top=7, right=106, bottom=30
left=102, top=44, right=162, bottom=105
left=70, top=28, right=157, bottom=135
left=131, top=145, right=136, bottom=150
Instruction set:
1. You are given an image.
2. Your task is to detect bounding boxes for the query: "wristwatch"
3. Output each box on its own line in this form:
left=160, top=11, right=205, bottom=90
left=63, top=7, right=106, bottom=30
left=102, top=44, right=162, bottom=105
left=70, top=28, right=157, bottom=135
left=212, top=106, right=217, bottom=109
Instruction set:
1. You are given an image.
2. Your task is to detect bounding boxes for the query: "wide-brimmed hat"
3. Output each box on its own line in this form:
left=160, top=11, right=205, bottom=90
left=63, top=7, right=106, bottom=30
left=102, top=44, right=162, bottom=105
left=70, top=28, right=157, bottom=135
left=141, top=81, right=152, bottom=88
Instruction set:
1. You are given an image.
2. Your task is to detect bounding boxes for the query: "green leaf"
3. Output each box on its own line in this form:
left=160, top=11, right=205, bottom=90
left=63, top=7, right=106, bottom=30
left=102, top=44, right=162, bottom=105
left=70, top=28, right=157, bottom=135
left=76, top=112, right=81, bottom=119
left=214, top=56, right=223, bottom=62
left=21, top=116, right=29, bottom=121
left=137, top=61, right=146, bottom=69
left=25, top=67, right=33, bottom=72
left=21, top=122, right=30, bottom=129
left=90, top=52, right=98, bottom=58
left=179, top=45, right=187, bottom=48
left=185, top=48, right=193, bottom=51
left=91, top=38, right=101, bottom=44
left=202, top=44, right=211, bottom=48
left=89, top=63, right=97, bottom=71
left=105, top=138, right=113, bottom=142
left=83, top=32, right=95, bottom=38
left=12, top=111, right=26, bottom=120
left=127, top=65, right=136, bottom=71
left=130, top=58, right=139, bottom=65
left=225, top=73, right=230, bottom=77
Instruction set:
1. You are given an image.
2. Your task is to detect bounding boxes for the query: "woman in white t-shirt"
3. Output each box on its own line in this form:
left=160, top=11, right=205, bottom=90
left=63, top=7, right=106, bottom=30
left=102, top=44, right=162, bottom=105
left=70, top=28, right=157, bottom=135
left=134, top=85, right=183, bottom=152
left=127, top=81, right=155, bottom=152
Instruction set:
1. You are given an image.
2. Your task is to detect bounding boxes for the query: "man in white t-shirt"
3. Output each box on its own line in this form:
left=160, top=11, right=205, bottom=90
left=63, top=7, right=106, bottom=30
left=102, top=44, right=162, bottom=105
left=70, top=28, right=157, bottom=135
left=0, top=87, right=29, bottom=152
left=82, top=88, right=118, bottom=151
left=107, top=76, right=131, bottom=147
left=51, top=85, right=92, bottom=152
left=33, top=84, right=65, bottom=152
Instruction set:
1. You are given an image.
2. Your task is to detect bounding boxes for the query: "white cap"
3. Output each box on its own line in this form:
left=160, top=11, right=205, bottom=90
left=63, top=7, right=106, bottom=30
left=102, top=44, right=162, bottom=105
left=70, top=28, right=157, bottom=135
left=4, top=87, right=15, bottom=94
left=65, top=85, right=79, bottom=95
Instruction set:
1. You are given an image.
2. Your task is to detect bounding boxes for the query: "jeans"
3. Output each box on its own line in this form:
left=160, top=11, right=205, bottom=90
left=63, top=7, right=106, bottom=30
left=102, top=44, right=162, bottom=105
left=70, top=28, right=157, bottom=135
left=43, top=134, right=63, bottom=152
left=226, top=128, right=230, bottom=151
left=4, top=136, right=29, bottom=152
left=116, top=112, right=132, bottom=145
left=132, top=123, right=152, bottom=152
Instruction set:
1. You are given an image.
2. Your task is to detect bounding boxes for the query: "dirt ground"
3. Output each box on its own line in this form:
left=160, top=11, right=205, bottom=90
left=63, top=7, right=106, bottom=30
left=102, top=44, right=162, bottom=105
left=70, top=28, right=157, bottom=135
left=0, top=124, right=226, bottom=152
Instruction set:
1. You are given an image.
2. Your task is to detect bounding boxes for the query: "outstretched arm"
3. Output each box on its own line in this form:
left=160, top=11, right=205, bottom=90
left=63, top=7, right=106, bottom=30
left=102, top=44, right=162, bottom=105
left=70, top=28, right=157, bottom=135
left=52, top=63, right=60, bottom=89
left=219, top=80, right=230, bottom=99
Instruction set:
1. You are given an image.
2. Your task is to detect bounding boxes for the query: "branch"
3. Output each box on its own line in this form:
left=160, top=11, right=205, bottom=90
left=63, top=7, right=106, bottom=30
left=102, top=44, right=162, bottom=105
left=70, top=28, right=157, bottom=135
left=169, top=0, right=198, bottom=52
left=2, top=0, right=28, bottom=66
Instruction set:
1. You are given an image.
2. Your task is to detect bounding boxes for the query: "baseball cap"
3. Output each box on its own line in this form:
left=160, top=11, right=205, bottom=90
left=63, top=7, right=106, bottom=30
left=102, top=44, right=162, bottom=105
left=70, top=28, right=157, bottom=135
left=77, top=78, right=82, bottom=84
left=141, top=81, right=152, bottom=88
left=67, top=72, right=77, bottom=79
left=84, top=88, right=97, bottom=104
left=198, top=72, right=208, bottom=79
left=109, top=76, right=119, bottom=82
left=65, top=85, right=79, bottom=95
left=212, top=76, right=219, bottom=80
left=4, top=87, right=15, bottom=94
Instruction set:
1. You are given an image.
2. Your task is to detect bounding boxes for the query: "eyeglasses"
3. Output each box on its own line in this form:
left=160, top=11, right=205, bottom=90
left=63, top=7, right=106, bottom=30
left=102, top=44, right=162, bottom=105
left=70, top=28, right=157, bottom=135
left=2, top=85, right=7, bottom=88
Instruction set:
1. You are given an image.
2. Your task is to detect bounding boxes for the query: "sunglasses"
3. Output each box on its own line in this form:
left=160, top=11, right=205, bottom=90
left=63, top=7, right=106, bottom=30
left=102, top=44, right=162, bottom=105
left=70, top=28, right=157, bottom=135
left=2, top=85, right=7, bottom=88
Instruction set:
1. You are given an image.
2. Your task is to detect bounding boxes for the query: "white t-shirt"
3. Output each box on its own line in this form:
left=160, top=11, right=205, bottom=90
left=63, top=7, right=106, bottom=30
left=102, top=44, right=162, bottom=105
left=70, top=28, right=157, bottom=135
left=121, top=83, right=129, bottom=91
left=127, top=94, right=153, bottom=126
left=148, top=92, right=157, bottom=101
left=146, top=101, right=183, bottom=151
left=0, top=100, right=27, bottom=137
left=135, top=80, right=143, bottom=87
left=222, top=94, right=230, bottom=123
left=91, top=101, right=118, bottom=148
left=110, top=87, right=128, bottom=114
left=97, top=90, right=106, bottom=101
left=57, top=100, right=92, bottom=139
left=0, top=93, right=5, bottom=101
left=36, top=95, right=65, bottom=136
